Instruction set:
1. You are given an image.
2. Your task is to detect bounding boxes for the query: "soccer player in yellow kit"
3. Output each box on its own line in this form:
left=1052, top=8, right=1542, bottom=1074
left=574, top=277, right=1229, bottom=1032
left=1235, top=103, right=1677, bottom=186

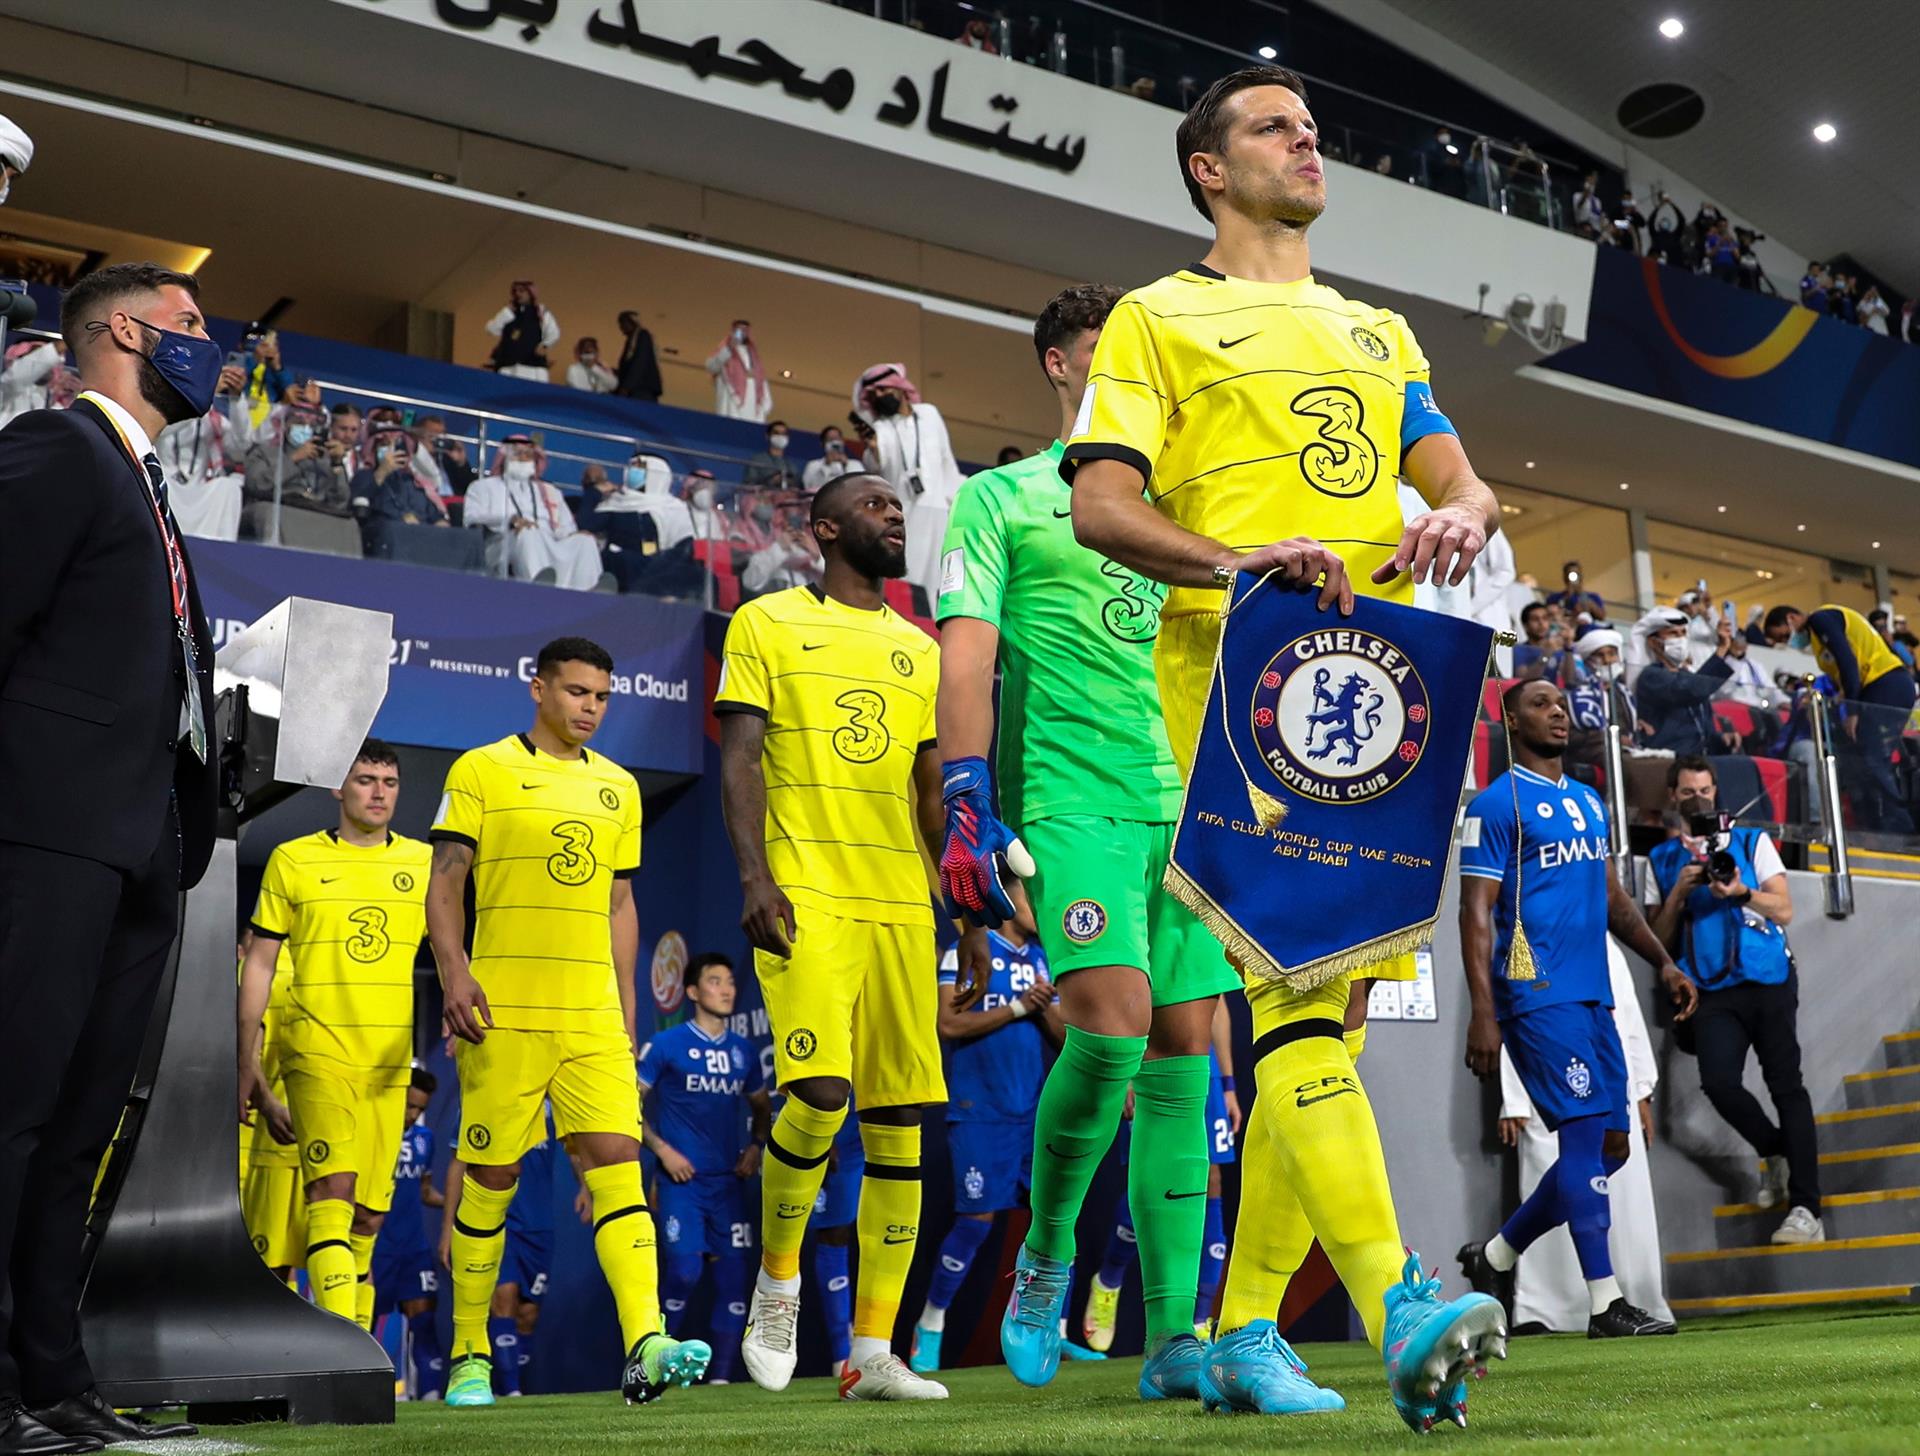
left=717, top=474, right=949, bottom=1402
left=1065, top=67, right=1509, bottom=1430
left=428, top=637, right=706, bottom=1409
left=238, top=930, right=305, bottom=1281
left=237, top=740, right=429, bottom=1328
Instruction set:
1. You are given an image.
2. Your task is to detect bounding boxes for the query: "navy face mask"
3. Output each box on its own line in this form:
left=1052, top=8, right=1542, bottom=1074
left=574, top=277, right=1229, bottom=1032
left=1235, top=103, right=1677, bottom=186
left=126, top=314, right=224, bottom=419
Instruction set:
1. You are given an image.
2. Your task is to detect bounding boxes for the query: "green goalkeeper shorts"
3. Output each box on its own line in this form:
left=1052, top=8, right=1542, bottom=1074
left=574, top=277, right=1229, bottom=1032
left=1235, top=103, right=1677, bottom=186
left=1019, top=815, right=1239, bottom=1007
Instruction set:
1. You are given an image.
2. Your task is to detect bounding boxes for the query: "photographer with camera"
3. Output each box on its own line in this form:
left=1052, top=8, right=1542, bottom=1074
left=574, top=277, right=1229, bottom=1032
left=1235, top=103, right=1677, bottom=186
left=1649, top=756, right=1821, bottom=1245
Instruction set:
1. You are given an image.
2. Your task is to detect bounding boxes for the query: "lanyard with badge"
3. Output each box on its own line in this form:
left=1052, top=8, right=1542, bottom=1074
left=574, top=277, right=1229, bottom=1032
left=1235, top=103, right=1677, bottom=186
left=81, top=391, right=208, bottom=763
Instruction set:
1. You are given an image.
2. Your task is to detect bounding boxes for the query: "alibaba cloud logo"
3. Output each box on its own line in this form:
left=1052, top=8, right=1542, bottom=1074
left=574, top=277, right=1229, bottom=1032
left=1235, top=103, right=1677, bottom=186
left=1640, top=257, right=1815, bottom=379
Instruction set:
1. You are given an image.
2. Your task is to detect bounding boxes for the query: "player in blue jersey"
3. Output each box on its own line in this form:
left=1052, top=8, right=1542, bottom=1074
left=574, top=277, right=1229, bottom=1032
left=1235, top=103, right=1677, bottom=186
left=371, top=1068, right=447, bottom=1399
left=811, top=1111, right=865, bottom=1374
left=1456, top=680, right=1697, bottom=1340
left=441, top=1115, right=561, bottom=1396
left=638, top=953, right=773, bottom=1385
left=911, top=889, right=1064, bottom=1373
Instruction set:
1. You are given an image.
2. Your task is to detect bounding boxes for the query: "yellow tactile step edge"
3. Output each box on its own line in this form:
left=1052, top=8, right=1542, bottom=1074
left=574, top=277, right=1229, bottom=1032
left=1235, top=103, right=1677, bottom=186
left=1669, top=1232, right=1920, bottom=1264
left=1670, top=1285, right=1914, bottom=1312
left=1714, top=1186, right=1920, bottom=1218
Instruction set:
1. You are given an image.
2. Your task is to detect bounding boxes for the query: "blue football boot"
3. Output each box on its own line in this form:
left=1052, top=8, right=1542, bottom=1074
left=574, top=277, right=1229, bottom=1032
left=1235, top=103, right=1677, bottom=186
left=1138, top=1333, right=1208, bottom=1401
left=1200, top=1320, right=1346, bottom=1416
left=1000, top=1245, right=1070, bottom=1387
left=1382, top=1251, right=1507, bottom=1434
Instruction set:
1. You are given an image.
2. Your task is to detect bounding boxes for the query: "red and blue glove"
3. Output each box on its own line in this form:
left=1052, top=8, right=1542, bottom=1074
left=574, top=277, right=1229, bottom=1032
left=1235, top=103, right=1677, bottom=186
left=938, top=756, right=1035, bottom=926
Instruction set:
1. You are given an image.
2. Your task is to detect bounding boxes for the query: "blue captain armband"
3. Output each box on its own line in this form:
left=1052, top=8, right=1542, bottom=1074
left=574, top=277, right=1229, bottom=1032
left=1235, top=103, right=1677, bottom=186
left=1401, top=380, right=1458, bottom=451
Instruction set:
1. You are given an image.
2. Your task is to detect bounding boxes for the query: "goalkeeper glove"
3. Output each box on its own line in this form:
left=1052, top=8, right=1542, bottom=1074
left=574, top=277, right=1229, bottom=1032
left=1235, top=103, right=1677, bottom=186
left=938, top=756, right=1035, bottom=926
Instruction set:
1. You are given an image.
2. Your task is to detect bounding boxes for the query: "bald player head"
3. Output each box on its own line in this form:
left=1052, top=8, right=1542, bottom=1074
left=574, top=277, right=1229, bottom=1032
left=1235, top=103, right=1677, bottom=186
left=809, top=472, right=908, bottom=581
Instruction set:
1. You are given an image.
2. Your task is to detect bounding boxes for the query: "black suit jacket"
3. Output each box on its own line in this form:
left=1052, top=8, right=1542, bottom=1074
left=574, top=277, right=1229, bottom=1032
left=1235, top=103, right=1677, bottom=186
left=0, top=397, right=219, bottom=886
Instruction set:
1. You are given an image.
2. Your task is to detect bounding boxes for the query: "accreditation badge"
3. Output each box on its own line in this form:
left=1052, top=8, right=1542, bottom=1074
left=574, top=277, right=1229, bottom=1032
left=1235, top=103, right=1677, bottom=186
left=1165, top=574, right=1499, bottom=990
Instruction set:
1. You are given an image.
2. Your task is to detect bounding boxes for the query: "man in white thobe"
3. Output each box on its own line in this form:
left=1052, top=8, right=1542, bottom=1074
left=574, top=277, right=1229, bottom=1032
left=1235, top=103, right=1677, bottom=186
left=463, top=434, right=608, bottom=590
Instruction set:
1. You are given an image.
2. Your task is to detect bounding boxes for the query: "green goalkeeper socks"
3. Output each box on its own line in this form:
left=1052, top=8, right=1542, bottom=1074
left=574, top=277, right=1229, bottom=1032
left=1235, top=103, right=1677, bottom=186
left=1025, top=1028, right=1145, bottom=1262
left=1130, top=1054, right=1212, bottom=1350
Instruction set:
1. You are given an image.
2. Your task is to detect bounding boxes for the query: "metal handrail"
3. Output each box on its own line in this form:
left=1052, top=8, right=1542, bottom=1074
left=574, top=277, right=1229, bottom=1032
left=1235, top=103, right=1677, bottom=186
left=1809, top=686, right=1854, bottom=918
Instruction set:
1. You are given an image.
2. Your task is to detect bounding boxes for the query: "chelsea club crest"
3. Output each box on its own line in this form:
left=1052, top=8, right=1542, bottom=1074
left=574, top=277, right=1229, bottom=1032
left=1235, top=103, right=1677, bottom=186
left=1248, top=627, right=1430, bottom=805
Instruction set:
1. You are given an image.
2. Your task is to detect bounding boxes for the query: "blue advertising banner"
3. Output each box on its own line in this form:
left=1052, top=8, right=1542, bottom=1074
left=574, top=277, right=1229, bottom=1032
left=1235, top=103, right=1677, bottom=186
left=1544, top=248, right=1920, bottom=470
left=1166, top=581, right=1493, bottom=989
left=192, top=540, right=705, bottom=775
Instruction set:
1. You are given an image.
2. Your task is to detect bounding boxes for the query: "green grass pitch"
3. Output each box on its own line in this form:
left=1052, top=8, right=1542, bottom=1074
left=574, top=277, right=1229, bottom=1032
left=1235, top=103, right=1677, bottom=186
left=190, top=1304, right=1920, bottom=1455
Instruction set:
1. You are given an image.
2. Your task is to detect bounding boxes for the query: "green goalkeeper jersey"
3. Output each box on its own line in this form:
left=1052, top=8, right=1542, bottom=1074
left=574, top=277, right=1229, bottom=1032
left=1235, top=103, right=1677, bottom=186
left=936, top=440, right=1182, bottom=828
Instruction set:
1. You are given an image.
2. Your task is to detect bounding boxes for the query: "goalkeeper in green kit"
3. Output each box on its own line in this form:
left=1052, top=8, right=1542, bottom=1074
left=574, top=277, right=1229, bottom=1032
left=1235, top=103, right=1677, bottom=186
left=935, top=285, right=1237, bottom=1398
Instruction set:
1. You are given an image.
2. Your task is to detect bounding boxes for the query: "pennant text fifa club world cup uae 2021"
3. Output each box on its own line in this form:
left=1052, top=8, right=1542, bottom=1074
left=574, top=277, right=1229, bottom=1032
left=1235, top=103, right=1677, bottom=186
left=1165, top=575, right=1497, bottom=991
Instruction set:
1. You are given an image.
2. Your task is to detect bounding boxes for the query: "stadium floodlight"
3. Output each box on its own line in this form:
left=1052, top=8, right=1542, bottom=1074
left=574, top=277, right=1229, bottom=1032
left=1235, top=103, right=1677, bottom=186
left=1658, top=17, right=1685, bottom=39
left=1257, top=44, right=1278, bottom=59
left=1812, top=121, right=1837, bottom=143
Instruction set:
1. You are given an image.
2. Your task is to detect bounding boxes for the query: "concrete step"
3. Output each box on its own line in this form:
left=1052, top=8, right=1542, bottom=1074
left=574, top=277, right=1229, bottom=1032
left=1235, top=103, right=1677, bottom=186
left=1666, top=1232, right=1920, bottom=1301
left=1815, top=1102, right=1920, bottom=1154
left=1671, top=1284, right=1916, bottom=1318
left=1843, top=1064, right=1920, bottom=1110
left=1885, top=1032, right=1920, bottom=1070
left=1714, top=1187, right=1920, bottom=1248
left=1807, top=1142, right=1920, bottom=1196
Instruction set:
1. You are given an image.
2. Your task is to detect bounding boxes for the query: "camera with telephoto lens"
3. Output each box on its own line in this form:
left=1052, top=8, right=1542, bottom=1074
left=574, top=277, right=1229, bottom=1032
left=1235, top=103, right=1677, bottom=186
left=1688, top=811, right=1740, bottom=885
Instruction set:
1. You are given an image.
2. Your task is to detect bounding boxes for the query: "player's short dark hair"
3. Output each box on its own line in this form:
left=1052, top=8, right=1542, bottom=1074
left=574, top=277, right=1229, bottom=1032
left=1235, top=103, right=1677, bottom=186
left=1175, top=65, right=1310, bottom=221
left=1668, top=754, right=1716, bottom=788
left=1033, top=284, right=1124, bottom=370
left=809, top=471, right=887, bottom=527
left=1763, top=604, right=1801, bottom=634
left=536, top=636, right=613, bottom=677
left=684, top=951, right=734, bottom=988
left=1501, top=677, right=1557, bottom=717
left=61, top=261, right=201, bottom=343
left=353, top=738, right=399, bottom=772
left=410, top=1066, right=438, bottom=1095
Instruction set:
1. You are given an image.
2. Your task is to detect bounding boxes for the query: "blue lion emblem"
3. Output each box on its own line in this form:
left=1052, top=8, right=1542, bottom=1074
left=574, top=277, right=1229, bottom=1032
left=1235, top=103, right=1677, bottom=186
left=1302, top=669, right=1385, bottom=768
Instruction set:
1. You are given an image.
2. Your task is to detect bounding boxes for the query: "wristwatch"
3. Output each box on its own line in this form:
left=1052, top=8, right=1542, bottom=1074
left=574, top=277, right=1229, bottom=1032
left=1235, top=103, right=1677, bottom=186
left=1212, top=562, right=1236, bottom=589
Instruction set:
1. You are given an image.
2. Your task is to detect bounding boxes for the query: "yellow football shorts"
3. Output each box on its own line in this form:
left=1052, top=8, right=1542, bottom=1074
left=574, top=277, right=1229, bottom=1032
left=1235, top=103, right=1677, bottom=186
left=454, top=1017, right=639, bottom=1165
left=755, top=909, right=944, bottom=1109
left=282, top=1057, right=408, bottom=1213
left=1156, top=611, right=1416, bottom=990
left=242, top=1159, right=308, bottom=1268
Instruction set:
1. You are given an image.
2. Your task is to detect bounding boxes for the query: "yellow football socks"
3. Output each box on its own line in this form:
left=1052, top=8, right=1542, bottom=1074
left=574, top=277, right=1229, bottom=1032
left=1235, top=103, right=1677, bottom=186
left=760, top=1095, right=847, bottom=1282
left=350, top=1226, right=377, bottom=1330
left=449, top=1173, right=515, bottom=1359
left=305, top=1198, right=357, bottom=1321
left=853, top=1121, right=920, bottom=1340
left=585, top=1160, right=660, bottom=1351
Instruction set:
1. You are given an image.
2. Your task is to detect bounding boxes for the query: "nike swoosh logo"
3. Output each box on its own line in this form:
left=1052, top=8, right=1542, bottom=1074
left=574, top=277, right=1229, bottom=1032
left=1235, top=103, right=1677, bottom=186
left=775, top=1209, right=806, bottom=1219
left=521, top=782, right=540, bottom=790
left=1219, top=332, right=1259, bottom=349
left=1051, top=507, right=1073, bottom=518
left=1163, top=1189, right=1207, bottom=1200
left=319, top=876, right=339, bottom=884
left=1297, top=1089, right=1359, bottom=1107
left=883, top=1233, right=915, bottom=1245
left=1044, top=1142, right=1089, bottom=1160
left=800, top=643, right=828, bottom=651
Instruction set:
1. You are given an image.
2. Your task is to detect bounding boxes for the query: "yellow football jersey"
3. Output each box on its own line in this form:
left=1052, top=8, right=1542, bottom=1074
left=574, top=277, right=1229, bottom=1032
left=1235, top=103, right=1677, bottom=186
left=715, top=585, right=939, bottom=928
left=1062, top=265, right=1451, bottom=621
left=431, top=734, right=642, bottom=1033
left=250, top=831, right=431, bottom=1084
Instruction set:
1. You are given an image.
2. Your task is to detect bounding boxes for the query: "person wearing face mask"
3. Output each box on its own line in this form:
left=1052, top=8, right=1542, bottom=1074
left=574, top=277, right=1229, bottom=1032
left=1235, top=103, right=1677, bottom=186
left=355, top=425, right=450, bottom=555
left=1763, top=602, right=1917, bottom=834
left=803, top=426, right=863, bottom=493
left=241, top=399, right=355, bottom=549
left=578, top=454, right=699, bottom=598
left=852, top=362, right=965, bottom=609
left=707, top=320, right=772, bottom=423
left=463, top=434, right=614, bottom=591
left=1563, top=628, right=1635, bottom=781
left=1634, top=609, right=1737, bottom=754
left=684, top=467, right=722, bottom=542
left=567, top=337, right=618, bottom=395
left=0, top=261, right=221, bottom=1453
left=0, top=112, right=31, bottom=207
left=744, top=419, right=803, bottom=493
left=409, top=414, right=475, bottom=500
left=485, top=281, right=561, bottom=383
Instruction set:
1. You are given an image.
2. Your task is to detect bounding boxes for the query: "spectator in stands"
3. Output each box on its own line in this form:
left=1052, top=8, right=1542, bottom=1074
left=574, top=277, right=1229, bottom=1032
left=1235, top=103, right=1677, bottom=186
left=1544, top=560, right=1606, bottom=620
left=1702, top=223, right=1739, bottom=284
left=738, top=494, right=823, bottom=600
left=323, top=400, right=362, bottom=488
left=242, top=398, right=352, bottom=537
left=152, top=358, right=249, bottom=541
left=995, top=445, right=1024, bottom=467
left=465, top=434, right=613, bottom=590
left=1569, top=172, right=1604, bottom=239
left=955, top=16, right=998, bottom=52
left=707, top=319, right=772, bottom=423
left=566, top=337, right=617, bottom=393
left=1422, top=125, right=1466, bottom=199
left=1675, top=589, right=1723, bottom=661
left=612, top=310, right=663, bottom=402
left=1766, top=603, right=1917, bottom=833
left=684, top=466, right=722, bottom=543
left=357, top=423, right=448, bottom=535
left=1799, top=262, right=1829, bottom=312
left=0, top=337, right=65, bottom=428
left=1512, top=602, right=1566, bottom=683
left=1636, top=610, right=1738, bottom=752
left=1828, top=272, right=1856, bottom=325
left=1613, top=191, right=1648, bottom=253
left=1649, top=757, right=1821, bottom=1245
left=1903, top=297, right=1920, bottom=345
left=485, top=280, right=560, bottom=382
left=1646, top=191, right=1684, bottom=264
left=236, top=329, right=291, bottom=432
left=803, top=425, right=864, bottom=492
left=577, top=456, right=700, bottom=598
left=853, top=360, right=965, bottom=606
left=1717, top=627, right=1786, bottom=713
left=1868, top=609, right=1915, bottom=669
left=1858, top=286, right=1892, bottom=336
left=1564, top=627, right=1634, bottom=779
left=0, top=109, right=31, bottom=203
left=743, top=419, right=802, bottom=493
left=1691, top=201, right=1725, bottom=257
left=409, top=414, right=475, bottom=501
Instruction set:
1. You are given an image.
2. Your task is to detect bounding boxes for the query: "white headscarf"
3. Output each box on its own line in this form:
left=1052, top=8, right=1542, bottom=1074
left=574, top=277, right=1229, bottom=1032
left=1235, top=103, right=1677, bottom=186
left=0, top=113, right=32, bottom=175
left=1573, top=628, right=1623, bottom=658
left=1627, top=607, right=1688, bottom=675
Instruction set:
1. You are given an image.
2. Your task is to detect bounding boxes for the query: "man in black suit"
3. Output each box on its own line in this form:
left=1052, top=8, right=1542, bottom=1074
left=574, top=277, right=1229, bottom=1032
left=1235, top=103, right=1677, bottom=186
left=0, top=262, right=221, bottom=1454
left=612, top=308, right=663, bottom=402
